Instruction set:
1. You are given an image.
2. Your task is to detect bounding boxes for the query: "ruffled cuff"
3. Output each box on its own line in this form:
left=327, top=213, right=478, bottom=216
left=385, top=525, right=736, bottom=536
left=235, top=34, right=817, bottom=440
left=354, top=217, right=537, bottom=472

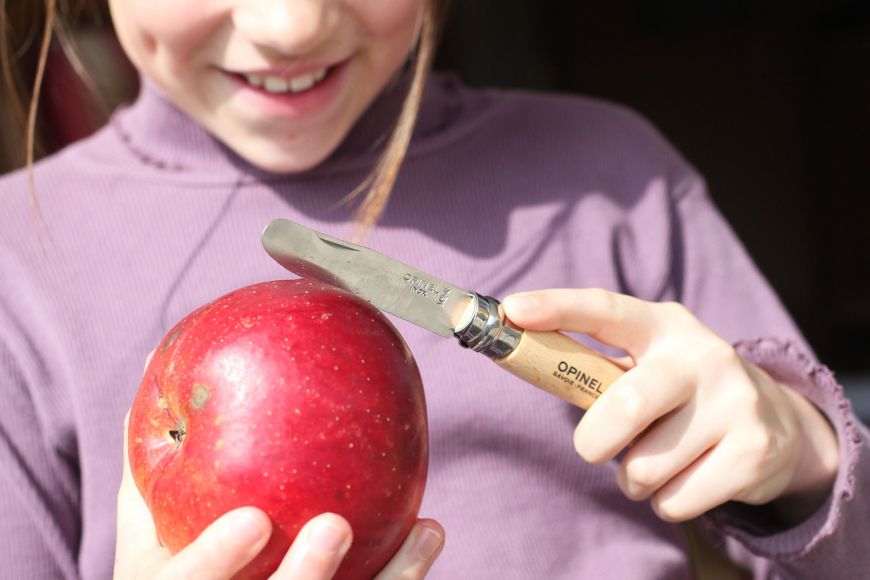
left=699, top=337, right=864, bottom=560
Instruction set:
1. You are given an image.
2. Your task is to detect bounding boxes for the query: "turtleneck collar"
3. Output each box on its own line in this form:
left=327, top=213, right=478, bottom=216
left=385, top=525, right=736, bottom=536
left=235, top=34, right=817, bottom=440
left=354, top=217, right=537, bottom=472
left=112, top=67, right=462, bottom=180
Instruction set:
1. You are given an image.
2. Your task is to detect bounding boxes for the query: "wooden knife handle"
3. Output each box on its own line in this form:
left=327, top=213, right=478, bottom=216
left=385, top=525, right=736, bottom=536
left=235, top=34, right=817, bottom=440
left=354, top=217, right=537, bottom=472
left=493, top=330, right=625, bottom=409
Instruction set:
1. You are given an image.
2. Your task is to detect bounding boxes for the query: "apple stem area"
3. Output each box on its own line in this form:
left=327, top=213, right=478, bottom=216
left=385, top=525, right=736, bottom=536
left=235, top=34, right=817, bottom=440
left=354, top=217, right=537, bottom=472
left=169, top=419, right=187, bottom=447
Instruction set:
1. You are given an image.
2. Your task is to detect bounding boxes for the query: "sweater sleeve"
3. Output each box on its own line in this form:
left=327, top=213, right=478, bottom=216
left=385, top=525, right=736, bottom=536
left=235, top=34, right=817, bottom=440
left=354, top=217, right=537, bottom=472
left=646, top=171, right=869, bottom=577
left=701, top=338, right=869, bottom=579
left=0, top=258, right=81, bottom=579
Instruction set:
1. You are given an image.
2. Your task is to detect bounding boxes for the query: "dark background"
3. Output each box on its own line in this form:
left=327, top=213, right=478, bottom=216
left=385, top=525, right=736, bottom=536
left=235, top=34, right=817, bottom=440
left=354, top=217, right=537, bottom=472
left=435, top=0, right=870, bottom=379
left=3, top=1, right=868, bottom=409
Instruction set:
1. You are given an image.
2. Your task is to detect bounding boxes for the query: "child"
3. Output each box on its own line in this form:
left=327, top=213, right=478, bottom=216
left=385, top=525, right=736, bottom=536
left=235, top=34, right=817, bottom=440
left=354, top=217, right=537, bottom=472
left=1, top=0, right=866, bottom=578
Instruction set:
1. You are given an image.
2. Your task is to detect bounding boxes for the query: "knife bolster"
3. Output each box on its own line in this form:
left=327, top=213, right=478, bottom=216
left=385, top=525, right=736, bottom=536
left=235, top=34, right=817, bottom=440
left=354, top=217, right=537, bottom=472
left=455, top=293, right=521, bottom=358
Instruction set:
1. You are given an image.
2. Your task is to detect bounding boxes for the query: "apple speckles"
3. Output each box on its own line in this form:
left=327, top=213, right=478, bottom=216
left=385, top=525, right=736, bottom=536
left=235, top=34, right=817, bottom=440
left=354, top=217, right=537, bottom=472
left=129, top=280, right=428, bottom=576
left=190, top=383, right=210, bottom=409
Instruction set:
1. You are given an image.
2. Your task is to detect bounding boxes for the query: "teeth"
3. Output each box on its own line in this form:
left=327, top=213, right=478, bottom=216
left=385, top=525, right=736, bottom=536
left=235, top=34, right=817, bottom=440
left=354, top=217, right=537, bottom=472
left=289, top=73, right=315, bottom=92
left=245, top=74, right=264, bottom=88
left=244, top=67, right=329, bottom=94
left=264, top=76, right=290, bottom=93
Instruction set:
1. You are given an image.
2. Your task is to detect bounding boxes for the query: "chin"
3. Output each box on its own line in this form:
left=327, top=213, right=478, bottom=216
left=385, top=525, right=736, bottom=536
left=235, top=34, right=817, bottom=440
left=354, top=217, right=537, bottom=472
left=227, top=130, right=350, bottom=175
left=234, top=142, right=334, bottom=175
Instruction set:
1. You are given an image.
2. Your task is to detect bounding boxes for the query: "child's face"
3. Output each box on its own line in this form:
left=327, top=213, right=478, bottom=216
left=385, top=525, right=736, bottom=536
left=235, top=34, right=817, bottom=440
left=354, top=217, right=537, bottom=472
left=109, top=0, right=424, bottom=172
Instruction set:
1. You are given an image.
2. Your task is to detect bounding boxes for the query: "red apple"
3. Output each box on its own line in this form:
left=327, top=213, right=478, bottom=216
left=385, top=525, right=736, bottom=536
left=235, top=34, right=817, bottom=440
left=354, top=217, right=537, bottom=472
left=128, top=279, right=428, bottom=580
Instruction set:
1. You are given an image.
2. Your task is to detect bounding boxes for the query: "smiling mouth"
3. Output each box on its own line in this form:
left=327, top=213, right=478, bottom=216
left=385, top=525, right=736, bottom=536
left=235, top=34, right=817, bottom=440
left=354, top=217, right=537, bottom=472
left=239, top=66, right=332, bottom=95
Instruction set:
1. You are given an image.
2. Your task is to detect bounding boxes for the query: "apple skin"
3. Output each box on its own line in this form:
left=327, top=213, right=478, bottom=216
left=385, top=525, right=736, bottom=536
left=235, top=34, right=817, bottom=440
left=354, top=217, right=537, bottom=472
left=128, top=279, right=428, bottom=580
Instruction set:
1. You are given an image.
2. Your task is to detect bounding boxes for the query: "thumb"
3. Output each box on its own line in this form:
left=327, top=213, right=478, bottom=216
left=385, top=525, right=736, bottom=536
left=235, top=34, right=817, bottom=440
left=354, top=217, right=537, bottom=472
left=115, top=410, right=273, bottom=580
left=115, top=410, right=167, bottom=577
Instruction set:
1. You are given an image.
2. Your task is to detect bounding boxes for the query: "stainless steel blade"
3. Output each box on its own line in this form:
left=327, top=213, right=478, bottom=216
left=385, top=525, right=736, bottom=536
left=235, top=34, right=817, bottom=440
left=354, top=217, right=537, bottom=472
left=261, top=219, right=476, bottom=337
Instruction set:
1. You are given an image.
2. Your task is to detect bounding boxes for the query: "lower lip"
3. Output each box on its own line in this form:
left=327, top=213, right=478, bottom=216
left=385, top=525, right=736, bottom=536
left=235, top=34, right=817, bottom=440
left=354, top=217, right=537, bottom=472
left=226, top=60, right=348, bottom=118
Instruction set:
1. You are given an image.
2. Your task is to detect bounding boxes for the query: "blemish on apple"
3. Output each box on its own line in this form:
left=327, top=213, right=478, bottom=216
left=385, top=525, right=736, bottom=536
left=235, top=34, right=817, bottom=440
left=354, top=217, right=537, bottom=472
left=190, top=383, right=210, bottom=409
left=128, top=280, right=428, bottom=580
left=162, top=328, right=182, bottom=352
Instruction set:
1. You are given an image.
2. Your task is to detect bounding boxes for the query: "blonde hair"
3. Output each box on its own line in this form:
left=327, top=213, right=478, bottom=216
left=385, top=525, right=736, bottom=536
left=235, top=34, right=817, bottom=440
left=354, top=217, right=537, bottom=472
left=2, top=0, right=443, bottom=236
left=347, top=0, right=440, bottom=238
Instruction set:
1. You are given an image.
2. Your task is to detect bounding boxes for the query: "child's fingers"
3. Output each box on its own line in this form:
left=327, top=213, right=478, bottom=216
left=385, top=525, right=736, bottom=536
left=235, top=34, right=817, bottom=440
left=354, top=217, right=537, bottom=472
left=502, top=288, right=671, bottom=356
left=616, top=403, right=724, bottom=501
left=374, top=519, right=445, bottom=579
left=271, top=513, right=353, bottom=578
left=648, top=431, right=781, bottom=522
left=573, top=357, right=692, bottom=463
left=116, top=409, right=273, bottom=580
left=151, top=507, right=272, bottom=580
left=115, top=410, right=166, bottom=578
left=143, top=348, right=155, bottom=373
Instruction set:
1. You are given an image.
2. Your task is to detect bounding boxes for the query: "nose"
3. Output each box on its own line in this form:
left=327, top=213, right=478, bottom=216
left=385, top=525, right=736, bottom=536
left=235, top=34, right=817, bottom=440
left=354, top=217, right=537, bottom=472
left=233, top=0, right=339, bottom=56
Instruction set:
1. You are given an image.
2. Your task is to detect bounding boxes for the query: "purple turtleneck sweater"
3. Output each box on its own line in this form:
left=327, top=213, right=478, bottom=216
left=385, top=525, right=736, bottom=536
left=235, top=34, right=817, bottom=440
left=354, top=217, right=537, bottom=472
left=0, top=73, right=866, bottom=579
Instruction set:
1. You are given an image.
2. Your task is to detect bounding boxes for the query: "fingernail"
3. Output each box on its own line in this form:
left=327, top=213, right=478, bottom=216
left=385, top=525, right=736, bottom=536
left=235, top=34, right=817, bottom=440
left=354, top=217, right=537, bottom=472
left=307, top=520, right=346, bottom=554
left=503, top=294, right=538, bottom=315
left=415, top=528, right=443, bottom=560
left=226, top=509, right=269, bottom=545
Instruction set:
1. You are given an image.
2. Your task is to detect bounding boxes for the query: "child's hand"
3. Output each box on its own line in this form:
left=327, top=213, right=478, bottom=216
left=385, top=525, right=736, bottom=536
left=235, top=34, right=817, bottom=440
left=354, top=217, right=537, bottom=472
left=114, top=411, right=444, bottom=579
left=503, top=289, right=839, bottom=524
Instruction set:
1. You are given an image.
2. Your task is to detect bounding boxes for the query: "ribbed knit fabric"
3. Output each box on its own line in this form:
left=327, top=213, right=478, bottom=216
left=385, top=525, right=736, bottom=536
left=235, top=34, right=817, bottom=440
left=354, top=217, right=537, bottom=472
left=0, top=72, right=866, bottom=579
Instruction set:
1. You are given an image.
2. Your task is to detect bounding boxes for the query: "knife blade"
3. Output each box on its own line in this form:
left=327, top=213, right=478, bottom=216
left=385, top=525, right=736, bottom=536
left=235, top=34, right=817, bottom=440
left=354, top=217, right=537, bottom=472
left=261, top=219, right=624, bottom=409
